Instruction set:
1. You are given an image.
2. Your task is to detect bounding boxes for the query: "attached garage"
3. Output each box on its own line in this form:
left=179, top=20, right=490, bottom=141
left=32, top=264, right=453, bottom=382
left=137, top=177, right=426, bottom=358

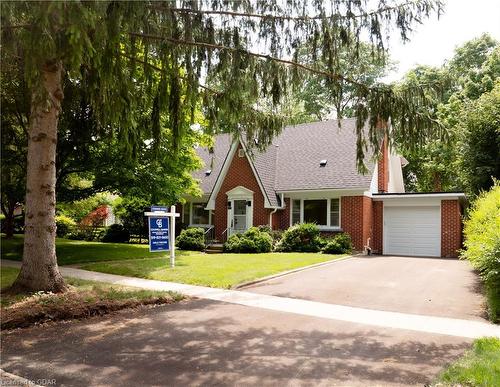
left=384, top=206, right=441, bottom=257
left=372, top=193, right=466, bottom=258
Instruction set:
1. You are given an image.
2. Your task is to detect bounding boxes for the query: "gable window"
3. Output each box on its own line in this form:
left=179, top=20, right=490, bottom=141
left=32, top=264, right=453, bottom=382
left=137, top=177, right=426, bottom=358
left=330, top=198, right=340, bottom=227
left=290, top=198, right=341, bottom=229
left=304, top=200, right=327, bottom=225
left=192, top=203, right=210, bottom=225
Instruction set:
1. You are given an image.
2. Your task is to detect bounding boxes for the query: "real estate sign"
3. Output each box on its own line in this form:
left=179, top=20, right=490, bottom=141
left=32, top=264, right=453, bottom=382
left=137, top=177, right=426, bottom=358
left=148, top=216, right=170, bottom=252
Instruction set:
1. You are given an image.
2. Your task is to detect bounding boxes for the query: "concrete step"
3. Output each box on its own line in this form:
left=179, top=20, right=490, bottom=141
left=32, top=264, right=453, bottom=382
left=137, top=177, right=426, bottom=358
left=205, top=243, right=224, bottom=254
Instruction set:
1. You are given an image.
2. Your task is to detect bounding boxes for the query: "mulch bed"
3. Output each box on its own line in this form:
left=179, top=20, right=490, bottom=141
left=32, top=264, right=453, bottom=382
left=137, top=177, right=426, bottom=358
left=1, top=289, right=182, bottom=330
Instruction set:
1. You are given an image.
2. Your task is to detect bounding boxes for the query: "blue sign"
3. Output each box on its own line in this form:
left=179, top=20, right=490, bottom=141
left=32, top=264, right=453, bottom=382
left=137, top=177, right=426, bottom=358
left=149, top=217, right=170, bottom=252
left=151, top=205, right=168, bottom=212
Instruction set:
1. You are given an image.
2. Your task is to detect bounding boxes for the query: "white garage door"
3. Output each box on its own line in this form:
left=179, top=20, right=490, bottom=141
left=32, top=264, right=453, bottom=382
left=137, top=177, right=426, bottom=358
left=384, top=206, right=441, bottom=257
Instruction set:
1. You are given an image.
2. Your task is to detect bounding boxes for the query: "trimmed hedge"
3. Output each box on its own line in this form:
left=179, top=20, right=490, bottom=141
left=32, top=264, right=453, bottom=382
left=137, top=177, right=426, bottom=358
left=176, top=227, right=205, bottom=251
left=224, top=227, right=273, bottom=253
left=322, top=233, right=353, bottom=254
left=275, top=223, right=322, bottom=252
left=461, top=183, right=500, bottom=322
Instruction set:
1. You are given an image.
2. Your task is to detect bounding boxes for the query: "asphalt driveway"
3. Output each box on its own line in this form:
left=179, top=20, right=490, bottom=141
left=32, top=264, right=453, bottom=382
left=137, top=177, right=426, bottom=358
left=244, top=255, right=486, bottom=321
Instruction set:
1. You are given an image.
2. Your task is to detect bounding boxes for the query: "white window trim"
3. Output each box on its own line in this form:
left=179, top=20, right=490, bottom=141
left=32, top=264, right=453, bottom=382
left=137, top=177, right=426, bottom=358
left=188, top=202, right=212, bottom=227
left=289, top=197, right=342, bottom=231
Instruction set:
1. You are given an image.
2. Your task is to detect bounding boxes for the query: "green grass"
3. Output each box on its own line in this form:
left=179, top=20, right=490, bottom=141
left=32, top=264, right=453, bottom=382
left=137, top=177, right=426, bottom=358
left=81, top=251, right=345, bottom=288
left=1, top=234, right=189, bottom=265
left=435, top=337, right=500, bottom=386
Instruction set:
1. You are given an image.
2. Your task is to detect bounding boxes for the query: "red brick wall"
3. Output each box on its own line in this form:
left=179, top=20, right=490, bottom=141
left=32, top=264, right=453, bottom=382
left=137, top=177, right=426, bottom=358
left=214, top=144, right=271, bottom=240
left=441, top=200, right=462, bottom=258
left=341, top=196, right=372, bottom=251
left=378, top=137, right=389, bottom=193
left=372, top=201, right=383, bottom=253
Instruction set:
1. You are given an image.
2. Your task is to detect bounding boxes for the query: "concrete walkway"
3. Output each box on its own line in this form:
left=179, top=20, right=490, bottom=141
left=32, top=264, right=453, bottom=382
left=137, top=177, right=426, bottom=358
left=2, top=259, right=499, bottom=339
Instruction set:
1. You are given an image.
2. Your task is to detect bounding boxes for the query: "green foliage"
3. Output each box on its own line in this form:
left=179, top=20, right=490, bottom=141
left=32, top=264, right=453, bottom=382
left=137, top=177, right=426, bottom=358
left=224, top=227, right=273, bottom=253
left=398, top=34, right=500, bottom=193
left=435, top=337, right=500, bottom=386
left=1, top=0, right=446, bottom=172
left=461, top=183, right=500, bottom=321
left=113, top=196, right=149, bottom=238
left=101, top=224, right=130, bottom=244
left=58, top=193, right=113, bottom=223
left=286, top=42, right=394, bottom=123
left=55, top=215, right=76, bottom=237
left=323, top=233, right=353, bottom=254
left=456, top=82, right=500, bottom=196
left=275, top=223, right=322, bottom=252
left=176, top=228, right=205, bottom=251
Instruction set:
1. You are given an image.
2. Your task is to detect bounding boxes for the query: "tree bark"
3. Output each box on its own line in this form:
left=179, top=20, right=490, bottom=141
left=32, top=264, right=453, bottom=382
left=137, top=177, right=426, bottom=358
left=11, top=61, right=67, bottom=293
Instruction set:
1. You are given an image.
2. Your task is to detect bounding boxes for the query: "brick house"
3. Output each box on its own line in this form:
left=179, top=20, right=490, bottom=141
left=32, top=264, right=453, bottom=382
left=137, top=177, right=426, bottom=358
left=181, top=119, right=465, bottom=258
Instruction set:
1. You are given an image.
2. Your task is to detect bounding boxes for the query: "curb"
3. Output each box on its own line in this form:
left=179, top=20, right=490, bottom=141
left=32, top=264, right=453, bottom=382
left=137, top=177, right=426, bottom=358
left=233, top=253, right=361, bottom=289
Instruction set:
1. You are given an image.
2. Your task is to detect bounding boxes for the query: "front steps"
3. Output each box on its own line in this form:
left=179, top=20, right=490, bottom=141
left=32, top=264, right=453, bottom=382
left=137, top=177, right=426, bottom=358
left=205, top=243, right=224, bottom=254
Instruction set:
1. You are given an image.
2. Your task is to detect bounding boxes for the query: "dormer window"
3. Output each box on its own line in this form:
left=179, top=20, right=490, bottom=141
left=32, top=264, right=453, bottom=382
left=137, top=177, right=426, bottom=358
left=320, top=159, right=327, bottom=167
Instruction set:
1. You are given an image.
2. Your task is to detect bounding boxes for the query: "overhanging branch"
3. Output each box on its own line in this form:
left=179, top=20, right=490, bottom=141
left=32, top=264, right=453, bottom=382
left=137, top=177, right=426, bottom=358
left=127, top=32, right=368, bottom=89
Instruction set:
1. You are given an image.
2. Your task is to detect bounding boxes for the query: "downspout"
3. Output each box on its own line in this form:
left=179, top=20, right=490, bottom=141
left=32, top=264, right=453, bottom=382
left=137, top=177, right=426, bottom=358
left=269, top=193, right=286, bottom=229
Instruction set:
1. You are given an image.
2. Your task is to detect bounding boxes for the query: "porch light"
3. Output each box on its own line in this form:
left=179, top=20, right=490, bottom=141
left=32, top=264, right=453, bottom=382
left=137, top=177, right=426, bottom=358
left=227, top=201, right=232, bottom=209
left=246, top=201, right=252, bottom=207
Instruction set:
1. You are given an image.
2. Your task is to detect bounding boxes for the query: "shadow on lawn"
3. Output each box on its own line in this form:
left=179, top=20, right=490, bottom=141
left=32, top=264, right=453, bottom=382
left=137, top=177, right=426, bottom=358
left=1, top=298, right=469, bottom=386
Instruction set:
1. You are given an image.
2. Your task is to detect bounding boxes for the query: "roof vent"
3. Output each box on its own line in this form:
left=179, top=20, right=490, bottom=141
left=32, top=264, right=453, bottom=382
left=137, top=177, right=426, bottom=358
left=319, top=159, right=327, bottom=167
left=254, top=138, right=259, bottom=145
left=205, top=169, right=212, bottom=176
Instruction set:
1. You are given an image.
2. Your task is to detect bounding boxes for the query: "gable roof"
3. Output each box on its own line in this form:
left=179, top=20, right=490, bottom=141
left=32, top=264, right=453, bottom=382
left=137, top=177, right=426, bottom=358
left=194, top=118, right=375, bottom=208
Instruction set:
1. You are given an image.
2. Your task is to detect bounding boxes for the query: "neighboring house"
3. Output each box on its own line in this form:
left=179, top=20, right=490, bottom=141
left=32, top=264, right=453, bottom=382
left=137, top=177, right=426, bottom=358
left=80, top=205, right=118, bottom=227
left=181, top=119, right=464, bottom=258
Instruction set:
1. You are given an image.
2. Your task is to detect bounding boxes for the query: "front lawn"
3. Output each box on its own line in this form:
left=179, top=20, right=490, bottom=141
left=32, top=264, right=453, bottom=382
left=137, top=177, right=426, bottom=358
left=81, top=251, right=345, bottom=288
left=1, top=234, right=189, bottom=265
left=435, top=337, right=500, bottom=386
left=0, top=266, right=184, bottom=329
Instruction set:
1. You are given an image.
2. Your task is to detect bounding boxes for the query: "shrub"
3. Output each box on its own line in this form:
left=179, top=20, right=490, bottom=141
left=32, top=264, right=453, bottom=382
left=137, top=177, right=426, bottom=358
left=323, top=233, right=353, bottom=254
left=102, top=224, right=130, bottom=243
left=55, top=215, right=76, bottom=237
left=461, top=183, right=500, bottom=322
left=176, top=227, right=205, bottom=251
left=275, top=223, right=322, bottom=252
left=223, top=227, right=273, bottom=253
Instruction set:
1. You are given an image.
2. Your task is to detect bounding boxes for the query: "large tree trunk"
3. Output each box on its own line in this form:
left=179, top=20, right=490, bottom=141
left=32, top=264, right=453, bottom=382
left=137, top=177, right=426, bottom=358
left=11, top=61, right=67, bottom=293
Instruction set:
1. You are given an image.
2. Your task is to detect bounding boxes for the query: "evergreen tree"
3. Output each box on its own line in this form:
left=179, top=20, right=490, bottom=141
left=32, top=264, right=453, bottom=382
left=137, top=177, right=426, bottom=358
left=1, top=0, right=444, bottom=292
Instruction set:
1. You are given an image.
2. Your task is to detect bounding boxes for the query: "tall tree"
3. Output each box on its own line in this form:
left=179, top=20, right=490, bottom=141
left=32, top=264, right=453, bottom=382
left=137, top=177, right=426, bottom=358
left=2, top=0, right=444, bottom=292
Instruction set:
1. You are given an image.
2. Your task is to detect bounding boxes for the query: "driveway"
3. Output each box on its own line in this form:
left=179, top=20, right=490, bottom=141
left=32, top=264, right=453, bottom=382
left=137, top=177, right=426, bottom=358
left=244, top=255, right=486, bottom=321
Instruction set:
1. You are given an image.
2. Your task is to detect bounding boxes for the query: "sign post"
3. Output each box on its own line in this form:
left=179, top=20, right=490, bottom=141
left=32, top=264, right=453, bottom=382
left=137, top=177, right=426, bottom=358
left=144, top=205, right=180, bottom=268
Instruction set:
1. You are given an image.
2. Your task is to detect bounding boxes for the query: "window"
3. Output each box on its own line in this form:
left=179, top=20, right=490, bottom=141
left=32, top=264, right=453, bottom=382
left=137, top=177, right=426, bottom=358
left=292, top=200, right=301, bottom=224
left=330, top=198, right=340, bottom=227
left=192, top=203, right=210, bottom=225
left=290, top=198, right=341, bottom=228
left=303, top=200, right=327, bottom=225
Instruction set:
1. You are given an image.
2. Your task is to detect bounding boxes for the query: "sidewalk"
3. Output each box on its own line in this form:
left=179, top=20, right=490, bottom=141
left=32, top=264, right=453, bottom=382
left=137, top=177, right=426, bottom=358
left=2, top=259, right=499, bottom=339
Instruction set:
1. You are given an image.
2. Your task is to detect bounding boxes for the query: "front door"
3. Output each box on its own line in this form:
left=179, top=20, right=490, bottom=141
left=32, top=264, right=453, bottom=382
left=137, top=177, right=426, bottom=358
left=232, top=200, right=247, bottom=233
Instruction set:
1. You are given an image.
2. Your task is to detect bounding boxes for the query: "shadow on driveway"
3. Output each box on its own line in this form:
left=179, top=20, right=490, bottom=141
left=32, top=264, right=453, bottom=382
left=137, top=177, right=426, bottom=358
left=1, top=298, right=471, bottom=386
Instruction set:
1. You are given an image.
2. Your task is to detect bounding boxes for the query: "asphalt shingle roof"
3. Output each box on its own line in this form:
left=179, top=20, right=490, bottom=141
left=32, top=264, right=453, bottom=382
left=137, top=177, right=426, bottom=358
left=194, top=119, right=374, bottom=207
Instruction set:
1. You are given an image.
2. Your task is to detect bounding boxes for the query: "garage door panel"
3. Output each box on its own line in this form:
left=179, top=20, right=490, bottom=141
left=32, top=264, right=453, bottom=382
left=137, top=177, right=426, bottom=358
left=384, top=206, right=441, bottom=257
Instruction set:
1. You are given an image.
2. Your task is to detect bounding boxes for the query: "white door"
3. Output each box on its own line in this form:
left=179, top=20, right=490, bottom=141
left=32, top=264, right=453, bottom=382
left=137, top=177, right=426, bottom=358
left=384, top=206, right=441, bottom=257
left=232, top=200, right=247, bottom=233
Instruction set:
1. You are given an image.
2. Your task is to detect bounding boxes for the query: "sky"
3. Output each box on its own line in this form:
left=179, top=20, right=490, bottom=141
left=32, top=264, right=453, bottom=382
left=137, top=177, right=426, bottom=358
left=383, top=0, right=500, bottom=82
